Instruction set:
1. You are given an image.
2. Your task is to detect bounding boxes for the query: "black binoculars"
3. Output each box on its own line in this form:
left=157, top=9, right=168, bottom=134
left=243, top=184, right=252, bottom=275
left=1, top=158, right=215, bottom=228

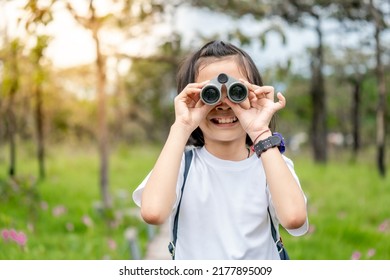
left=200, top=73, right=248, bottom=105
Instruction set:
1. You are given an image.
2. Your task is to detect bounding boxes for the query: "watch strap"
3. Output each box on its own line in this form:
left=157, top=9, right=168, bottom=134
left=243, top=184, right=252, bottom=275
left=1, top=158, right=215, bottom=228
left=254, top=135, right=282, bottom=158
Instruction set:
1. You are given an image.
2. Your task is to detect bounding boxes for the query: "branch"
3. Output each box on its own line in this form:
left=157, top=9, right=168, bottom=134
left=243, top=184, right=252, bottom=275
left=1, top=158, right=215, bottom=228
left=116, top=53, right=180, bottom=65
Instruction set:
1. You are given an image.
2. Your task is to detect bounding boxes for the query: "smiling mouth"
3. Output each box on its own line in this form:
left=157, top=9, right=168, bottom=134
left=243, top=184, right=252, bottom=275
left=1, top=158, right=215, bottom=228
left=211, top=117, right=238, bottom=124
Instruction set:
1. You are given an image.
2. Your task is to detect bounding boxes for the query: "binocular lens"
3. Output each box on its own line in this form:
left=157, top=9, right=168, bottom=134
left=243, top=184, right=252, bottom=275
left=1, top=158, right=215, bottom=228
left=229, top=84, right=247, bottom=103
left=201, top=86, right=220, bottom=105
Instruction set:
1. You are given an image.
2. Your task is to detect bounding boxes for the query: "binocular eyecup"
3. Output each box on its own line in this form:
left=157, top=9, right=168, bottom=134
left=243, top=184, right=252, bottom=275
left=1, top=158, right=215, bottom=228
left=200, top=73, right=248, bottom=105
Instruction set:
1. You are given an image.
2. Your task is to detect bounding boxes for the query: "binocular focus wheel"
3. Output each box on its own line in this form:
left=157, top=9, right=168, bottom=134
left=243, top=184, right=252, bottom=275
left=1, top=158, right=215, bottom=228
left=217, top=73, right=228, bottom=84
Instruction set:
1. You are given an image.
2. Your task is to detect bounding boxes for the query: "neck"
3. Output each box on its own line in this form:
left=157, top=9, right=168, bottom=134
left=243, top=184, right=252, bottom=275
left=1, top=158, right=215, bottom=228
left=204, top=139, right=250, bottom=161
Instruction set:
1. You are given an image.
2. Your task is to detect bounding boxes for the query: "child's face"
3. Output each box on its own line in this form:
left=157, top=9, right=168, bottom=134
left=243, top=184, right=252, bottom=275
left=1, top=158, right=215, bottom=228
left=195, top=58, right=249, bottom=145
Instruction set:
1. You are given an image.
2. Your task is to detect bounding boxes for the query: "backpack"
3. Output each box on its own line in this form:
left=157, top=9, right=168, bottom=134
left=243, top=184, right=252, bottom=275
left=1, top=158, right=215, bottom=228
left=168, top=149, right=289, bottom=260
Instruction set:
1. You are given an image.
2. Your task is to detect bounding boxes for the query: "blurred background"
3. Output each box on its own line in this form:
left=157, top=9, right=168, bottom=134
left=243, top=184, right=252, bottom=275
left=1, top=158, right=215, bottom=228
left=0, top=0, right=389, bottom=260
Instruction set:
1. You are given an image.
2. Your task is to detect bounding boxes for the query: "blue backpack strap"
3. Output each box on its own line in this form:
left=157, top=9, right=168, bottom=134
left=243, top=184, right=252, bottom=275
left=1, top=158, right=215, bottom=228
left=168, top=149, right=193, bottom=259
left=266, top=178, right=289, bottom=260
left=267, top=207, right=289, bottom=260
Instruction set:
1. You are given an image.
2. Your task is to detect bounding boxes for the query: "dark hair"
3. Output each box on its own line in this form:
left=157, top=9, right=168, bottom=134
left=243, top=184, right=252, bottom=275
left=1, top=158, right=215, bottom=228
left=176, top=40, right=276, bottom=147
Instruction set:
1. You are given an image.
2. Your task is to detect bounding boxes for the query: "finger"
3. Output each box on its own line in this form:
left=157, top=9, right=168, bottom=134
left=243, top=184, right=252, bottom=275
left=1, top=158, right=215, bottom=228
left=186, top=80, right=210, bottom=89
left=248, top=89, right=256, bottom=101
left=186, top=89, right=201, bottom=102
left=276, top=92, right=286, bottom=109
left=240, top=97, right=251, bottom=110
left=184, top=80, right=211, bottom=105
left=176, top=91, right=200, bottom=111
left=182, top=81, right=209, bottom=97
left=240, top=80, right=274, bottom=102
left=178, top=80, right=210, bottom=100
left=240, top=79, right=261, bottom=93
left=254, top=86, right=275, bottom=101
left=186, top=93, right=199, bottom=107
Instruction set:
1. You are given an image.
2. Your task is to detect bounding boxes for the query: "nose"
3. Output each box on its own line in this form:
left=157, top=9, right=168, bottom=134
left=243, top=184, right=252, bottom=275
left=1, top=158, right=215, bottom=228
left=215, top=86, right=229, bottom=110
left=216, top=103, right=229, bottom=110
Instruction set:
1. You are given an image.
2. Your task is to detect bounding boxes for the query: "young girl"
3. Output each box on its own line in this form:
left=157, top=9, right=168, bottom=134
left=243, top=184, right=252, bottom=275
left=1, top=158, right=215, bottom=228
left=132, top=40, right=308, bottom=260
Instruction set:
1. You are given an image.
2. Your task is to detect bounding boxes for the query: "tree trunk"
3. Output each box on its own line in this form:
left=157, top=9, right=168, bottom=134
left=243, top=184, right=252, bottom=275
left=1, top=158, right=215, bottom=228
left=351, top=80, right=361, bottom=156
left=93, top=27, right=111, bottom=210
left=310, top=19, right=327, bottom=163
left=65, top=0, right=112, bottom=209
left=374, top=27, right=386, bottom=177
left=6, top=43, right=19, bottom=178
left=370, top=0, right=387, bottom=177
left=6, top=98, right=17, bottom=177
left=35, top=83, right=45, bottom=180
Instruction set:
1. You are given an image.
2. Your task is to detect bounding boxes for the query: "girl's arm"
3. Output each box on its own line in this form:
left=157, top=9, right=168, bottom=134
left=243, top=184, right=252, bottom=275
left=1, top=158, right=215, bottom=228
left=140, top=124, right=190, bottom=225
left=140, top=81, right=211, bottom=225
left=253, top=130, right=307, bottom=230
left=230, top=83, right=307, bottom=230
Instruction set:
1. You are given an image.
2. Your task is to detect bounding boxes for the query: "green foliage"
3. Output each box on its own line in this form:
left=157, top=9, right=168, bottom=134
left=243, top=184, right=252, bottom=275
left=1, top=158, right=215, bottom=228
left=125, top=57, right=177, bottom=142
left=270, top=74, right=312, bottom=134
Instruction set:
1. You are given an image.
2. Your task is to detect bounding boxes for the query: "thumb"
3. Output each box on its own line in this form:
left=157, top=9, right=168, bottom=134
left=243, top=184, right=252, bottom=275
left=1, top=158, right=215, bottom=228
left=276, top=92, right=286, bottom=109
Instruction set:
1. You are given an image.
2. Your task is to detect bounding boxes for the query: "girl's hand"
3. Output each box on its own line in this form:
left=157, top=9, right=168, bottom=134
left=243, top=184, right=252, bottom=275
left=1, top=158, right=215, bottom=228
left=174, top=80, right=213, bottom=133
left=227, top=81, right=286, bottom=139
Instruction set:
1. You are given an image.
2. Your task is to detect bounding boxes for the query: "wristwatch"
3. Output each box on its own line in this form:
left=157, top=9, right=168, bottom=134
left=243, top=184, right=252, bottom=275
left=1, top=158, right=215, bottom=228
left=254, top=135, right=282, bottom=158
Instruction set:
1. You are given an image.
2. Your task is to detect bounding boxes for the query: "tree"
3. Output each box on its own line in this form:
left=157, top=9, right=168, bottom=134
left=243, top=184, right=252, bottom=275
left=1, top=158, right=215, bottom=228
left=335, top=0, right=389, bottom=175
left=65, top=0, right=167, bottom=210
left=1, top=39, right=21, bottom=177
left=30, top=35, right=51, bottom=180
left=369, top=0, right=388, bottom=177
left=274, top=0, right=339, bottom=163
left=328, top=47, right=371, bottom=158
left=65, top=0, right=112, bottom=210
left=21, top=0, right=55, bottom=180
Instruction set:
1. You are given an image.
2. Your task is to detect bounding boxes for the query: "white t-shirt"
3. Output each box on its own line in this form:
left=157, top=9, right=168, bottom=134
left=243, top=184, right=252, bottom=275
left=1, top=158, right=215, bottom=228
left=132, top=146, right=308, bottom=260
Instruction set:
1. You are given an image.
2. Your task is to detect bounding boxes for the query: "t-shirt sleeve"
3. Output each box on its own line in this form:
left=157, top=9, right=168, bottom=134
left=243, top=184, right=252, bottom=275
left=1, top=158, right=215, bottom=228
left=132, top=171, right=152, bottom=207
left=267, top=155, right=309, bottom=237
left=132, top=153, right=186, bottom=211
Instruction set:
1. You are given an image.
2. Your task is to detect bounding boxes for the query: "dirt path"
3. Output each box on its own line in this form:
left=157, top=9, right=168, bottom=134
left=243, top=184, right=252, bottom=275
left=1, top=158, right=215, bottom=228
left=144, top=222, right=172, bottom=260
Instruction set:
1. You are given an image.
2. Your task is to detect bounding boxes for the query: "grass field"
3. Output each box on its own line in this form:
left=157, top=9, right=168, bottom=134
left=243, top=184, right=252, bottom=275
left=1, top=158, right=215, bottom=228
left=286, top=150, right=390, bottom=260
left=1, top=143, right=389, bottom=260
left=0, top=143, right=159, bottom=260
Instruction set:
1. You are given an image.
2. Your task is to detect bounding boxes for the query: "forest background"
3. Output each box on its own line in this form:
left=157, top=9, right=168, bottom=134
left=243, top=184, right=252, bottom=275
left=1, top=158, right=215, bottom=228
left=0, top=0, right=389, bottom=260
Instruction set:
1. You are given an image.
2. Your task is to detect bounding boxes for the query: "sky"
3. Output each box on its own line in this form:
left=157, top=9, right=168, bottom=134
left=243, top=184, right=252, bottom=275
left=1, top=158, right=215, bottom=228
left=0, top=1, right=319, bottom=70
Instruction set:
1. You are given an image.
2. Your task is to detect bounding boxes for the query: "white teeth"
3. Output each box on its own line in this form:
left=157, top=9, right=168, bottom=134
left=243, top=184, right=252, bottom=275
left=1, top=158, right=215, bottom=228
left=215, top=117, right=237, bottom=124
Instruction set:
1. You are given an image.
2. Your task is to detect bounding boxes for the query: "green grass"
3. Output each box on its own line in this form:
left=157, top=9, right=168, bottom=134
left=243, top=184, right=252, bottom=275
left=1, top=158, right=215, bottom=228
left=0, top=143, right=160, bottom=260
left=283, top=151, right=390, bottom=260
left=1, top=144, right=389, bottom=259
